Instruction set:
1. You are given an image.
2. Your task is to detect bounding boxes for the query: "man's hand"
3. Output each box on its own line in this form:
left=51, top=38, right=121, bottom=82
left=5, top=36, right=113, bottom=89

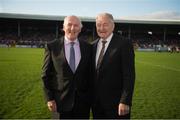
left=47, top=100, right=57, bottom=112
left=118, top=103, right=130, bottom=116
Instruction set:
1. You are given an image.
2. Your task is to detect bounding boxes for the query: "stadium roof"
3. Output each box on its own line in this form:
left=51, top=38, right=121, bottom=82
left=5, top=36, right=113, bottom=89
left=0, top=13, right=180, bottom=25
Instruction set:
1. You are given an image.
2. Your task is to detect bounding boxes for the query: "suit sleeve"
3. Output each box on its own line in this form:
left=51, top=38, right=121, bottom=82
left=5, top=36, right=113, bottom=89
left=41, top=44, right=55, bottom=101
left=119, top=39, right=135, bottom=106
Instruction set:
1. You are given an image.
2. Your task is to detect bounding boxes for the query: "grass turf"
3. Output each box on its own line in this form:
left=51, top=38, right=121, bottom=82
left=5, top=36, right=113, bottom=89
left=0, top=48, right=180, bottom=118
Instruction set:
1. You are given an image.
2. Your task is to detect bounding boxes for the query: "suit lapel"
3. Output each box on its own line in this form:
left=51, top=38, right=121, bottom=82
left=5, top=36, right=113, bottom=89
left=58, top=37, right=73, bottom=74
left=93, top=39, right=99, bottom=69
left=75, top=40, right=84, bottom=74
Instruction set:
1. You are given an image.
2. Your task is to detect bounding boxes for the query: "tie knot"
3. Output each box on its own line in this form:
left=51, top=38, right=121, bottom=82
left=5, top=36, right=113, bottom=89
left=102, top=40, right=107, bottom=46
left=70, top=42, right=75, bottom=46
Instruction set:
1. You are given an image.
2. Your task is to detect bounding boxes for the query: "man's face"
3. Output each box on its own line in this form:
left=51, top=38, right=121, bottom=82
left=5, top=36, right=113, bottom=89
left=63, top=16, right=81, bottom=41
left=96, top=16, right=114, bottom=40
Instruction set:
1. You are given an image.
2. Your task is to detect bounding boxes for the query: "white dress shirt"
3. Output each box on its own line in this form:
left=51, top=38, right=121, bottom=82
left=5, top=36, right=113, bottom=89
left=96, top=33, right=113, bottom=67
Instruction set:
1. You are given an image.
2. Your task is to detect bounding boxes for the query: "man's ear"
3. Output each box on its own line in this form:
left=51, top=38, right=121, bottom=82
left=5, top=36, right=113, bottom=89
left=62, top=25, right=65, bottom=31
left=113, top=23, right=115, bottom=30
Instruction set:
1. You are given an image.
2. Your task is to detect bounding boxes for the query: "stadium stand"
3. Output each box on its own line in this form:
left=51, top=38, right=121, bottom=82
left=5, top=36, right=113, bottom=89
left=0, top=13, right=180, bottom=52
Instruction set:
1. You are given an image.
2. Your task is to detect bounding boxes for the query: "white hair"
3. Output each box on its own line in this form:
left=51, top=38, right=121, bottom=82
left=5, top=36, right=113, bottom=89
left=63, top=15, right=83, bottom=28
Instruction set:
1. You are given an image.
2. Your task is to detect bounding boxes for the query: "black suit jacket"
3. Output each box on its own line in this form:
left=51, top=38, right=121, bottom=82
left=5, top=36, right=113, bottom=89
left=92, top=34, right=135, bottom=110
left=42, top=37, right=92, bottom=112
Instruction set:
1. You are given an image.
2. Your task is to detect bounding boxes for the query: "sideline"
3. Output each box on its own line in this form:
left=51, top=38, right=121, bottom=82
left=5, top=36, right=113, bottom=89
left=136, top=60, right=180, bottom=72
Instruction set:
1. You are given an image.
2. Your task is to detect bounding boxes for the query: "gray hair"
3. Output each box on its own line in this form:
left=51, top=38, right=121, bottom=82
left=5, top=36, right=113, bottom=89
left=96, top=13, right=114, bottom=23
left=63, top=15, right=83, bottom=28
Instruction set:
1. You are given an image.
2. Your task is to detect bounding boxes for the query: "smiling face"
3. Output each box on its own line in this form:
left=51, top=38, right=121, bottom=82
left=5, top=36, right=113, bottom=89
left=63, top=16, right=82, bottom=41
left=96, top=13, right=115, bottom=40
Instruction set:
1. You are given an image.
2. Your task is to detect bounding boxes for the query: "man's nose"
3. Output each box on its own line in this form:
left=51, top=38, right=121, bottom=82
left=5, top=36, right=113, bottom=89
left=99, top=25, right=104, bottom=30
left=70, top=25, right=75, bottom=30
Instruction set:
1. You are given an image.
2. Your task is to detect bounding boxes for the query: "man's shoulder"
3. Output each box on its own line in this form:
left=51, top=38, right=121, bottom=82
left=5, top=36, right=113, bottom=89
left=113, top=34, right=132, bottom=44
left=91, top=38, right=99, bottom=46
left=47, top=38, right=60, bottom=45
left=46, top=38, right=63, bottom=48
left=113, top=34, right=126, bottom=40
left=79, top=39, right=92, bottom=48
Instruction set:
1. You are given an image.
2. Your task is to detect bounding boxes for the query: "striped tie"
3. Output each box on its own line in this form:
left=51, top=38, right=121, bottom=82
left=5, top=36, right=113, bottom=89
left=97, top=40, right=107, bottom=69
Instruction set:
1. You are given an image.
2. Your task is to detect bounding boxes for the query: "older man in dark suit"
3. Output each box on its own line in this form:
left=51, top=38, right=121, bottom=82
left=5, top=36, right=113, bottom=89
left=92, top=13, right=135, bottom=119
left=41, top=15, right=92, bottom=119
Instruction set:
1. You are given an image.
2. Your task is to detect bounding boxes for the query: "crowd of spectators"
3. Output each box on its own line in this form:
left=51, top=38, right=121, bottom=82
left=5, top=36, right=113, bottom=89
left=0, top=30, right=93, bottom=48
left=0, top=31, right=56, bottom=48
left=132, top=35, right=180, bottom=52
left=0, top=28, right=179, bottom=52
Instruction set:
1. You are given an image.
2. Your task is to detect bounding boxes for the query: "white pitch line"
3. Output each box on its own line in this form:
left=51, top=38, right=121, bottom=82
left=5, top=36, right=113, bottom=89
left=136, top=60, right=180, bottom=72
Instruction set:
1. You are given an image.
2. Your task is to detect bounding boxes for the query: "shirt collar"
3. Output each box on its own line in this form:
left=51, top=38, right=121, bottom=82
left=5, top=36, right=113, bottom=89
left=64, top=36, right=79, bottom=45
left=99, top=33, right=113, bottom=44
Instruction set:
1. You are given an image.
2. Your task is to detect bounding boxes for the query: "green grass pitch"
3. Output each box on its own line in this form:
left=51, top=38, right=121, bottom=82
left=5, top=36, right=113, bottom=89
left=0, top=48, right=180, bottom=118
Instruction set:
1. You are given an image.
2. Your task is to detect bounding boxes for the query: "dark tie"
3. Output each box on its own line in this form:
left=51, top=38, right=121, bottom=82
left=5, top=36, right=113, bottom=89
left=69, top=42, right=75, bottom=73
left=97, top=40, right=107, bottom=69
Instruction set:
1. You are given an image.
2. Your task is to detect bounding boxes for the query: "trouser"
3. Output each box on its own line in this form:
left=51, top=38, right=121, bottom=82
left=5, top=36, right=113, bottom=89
left=59, top=95, right=90, bottom=119
left=92, top=99, right=130, bottom=119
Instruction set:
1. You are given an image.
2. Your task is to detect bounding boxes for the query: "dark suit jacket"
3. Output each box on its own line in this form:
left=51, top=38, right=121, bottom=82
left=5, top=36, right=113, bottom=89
left=41, top=37, right=92, bottom=112
left=92, top=34, right=135, bottom=110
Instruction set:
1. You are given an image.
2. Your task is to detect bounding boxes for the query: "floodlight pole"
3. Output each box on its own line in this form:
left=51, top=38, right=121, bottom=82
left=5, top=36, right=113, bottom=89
left=163, top=27, right=166, bottom=43
left=17, top=20, right=21, bottom=38
left=128, top=25, right=131, bottom=39
left=55, top=22, right=59, bottom=39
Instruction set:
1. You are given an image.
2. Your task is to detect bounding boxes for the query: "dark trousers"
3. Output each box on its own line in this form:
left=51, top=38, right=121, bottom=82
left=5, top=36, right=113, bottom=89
left=92, top=100, right=130, bottom=119
left=59, top=95, right=90, bottom=119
